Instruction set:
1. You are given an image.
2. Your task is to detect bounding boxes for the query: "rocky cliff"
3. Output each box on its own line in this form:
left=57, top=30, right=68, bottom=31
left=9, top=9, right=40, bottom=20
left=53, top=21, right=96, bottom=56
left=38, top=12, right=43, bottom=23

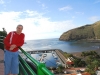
left=59, top=21, right=100, bottom=41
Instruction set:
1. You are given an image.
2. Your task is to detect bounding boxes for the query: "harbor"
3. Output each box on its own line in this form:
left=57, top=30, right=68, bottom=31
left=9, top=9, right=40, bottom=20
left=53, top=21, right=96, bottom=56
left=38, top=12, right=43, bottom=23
left=20, top=49, right=68, bottom=69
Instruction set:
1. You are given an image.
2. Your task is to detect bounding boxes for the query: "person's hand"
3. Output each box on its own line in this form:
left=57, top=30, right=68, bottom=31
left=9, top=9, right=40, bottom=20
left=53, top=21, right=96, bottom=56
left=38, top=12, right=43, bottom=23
left=9, top=44, right=17, bottom=50
left=9, top=47, right=14, bottom=50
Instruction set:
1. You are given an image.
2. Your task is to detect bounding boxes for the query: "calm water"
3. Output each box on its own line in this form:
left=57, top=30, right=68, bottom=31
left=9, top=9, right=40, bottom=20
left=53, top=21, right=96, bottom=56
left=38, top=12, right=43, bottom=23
left=22, top=38, right=100, bottom=53
left=22, top=38, right=100, bottom=67
left=30, top=53, right=58, bottom=67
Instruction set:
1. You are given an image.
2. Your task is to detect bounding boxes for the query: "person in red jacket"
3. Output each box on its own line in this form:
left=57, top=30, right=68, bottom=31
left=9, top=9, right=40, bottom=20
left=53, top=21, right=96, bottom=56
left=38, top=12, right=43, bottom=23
left=4, top=25, right=25, bottom=75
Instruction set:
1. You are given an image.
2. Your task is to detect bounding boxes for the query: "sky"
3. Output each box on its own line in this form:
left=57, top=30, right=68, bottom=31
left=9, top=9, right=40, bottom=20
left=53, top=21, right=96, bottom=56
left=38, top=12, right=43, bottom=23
left=0, top=0, right=100, bottom=40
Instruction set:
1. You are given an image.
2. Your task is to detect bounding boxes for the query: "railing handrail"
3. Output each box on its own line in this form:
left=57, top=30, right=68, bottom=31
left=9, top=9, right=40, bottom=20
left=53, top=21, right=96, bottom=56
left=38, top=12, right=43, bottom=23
left=19, top=47, right=39, bottom=66
left=19, top=47, right=54, bottom=75
left=19, top=61, right=28, bottom=75
left=19, top=55, right=36, bottom=75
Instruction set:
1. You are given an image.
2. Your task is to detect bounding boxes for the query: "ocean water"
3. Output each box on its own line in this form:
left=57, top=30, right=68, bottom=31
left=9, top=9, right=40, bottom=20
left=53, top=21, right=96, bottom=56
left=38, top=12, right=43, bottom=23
left=22, top=38, right=100, bottom=53
left=22, top=38, right=100, bottom=67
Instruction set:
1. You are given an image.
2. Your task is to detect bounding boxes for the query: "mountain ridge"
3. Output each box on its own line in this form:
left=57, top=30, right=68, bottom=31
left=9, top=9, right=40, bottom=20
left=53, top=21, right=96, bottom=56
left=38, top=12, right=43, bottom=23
left=59, top=20, right=100, bottom=41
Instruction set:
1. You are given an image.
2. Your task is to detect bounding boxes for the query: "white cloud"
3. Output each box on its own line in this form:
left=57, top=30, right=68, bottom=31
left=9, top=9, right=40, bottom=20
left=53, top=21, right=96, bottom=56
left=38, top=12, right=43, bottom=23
left=0, top=11, right=22, bottom=31
left=36, top=0, right=48, bottom=9
left=0, top=0, right=4, bottom=4
left=0, top=10, right=76, bottom=40
left=59, top=6, right=72, bottom=11
left=89, top=16, right=99, bottom=22
left=41, top=3, right=48, bottom=9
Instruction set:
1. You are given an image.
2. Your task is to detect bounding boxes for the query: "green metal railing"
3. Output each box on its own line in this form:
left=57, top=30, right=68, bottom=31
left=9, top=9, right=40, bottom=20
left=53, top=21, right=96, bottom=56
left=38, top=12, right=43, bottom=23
left=19, top=61, right=28, bottom=75
left=19, top=55, right=36, bottom=75
left=19, top=47, right=54, bottom=75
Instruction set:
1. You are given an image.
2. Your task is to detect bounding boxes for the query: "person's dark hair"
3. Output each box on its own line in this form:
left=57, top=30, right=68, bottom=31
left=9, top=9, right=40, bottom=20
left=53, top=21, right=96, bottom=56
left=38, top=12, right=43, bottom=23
left=17, top=24, right=23, bottom=28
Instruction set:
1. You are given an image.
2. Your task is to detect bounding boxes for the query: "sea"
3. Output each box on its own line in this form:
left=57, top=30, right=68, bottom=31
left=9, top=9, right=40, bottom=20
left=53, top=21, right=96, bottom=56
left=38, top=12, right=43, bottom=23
left=22, top=38, right=100, bottom=53
left=22, top=38, right=100, bottom=67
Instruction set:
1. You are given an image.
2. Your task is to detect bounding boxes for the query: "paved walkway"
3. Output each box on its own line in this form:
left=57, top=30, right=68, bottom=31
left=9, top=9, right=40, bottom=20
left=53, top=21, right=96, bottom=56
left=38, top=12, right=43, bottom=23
left=0, top=49, right=4, bottom=75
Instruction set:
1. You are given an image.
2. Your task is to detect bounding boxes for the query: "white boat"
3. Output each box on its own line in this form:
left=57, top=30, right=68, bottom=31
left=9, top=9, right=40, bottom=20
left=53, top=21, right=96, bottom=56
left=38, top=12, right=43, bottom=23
left=43, top=54, right=47, bottom=57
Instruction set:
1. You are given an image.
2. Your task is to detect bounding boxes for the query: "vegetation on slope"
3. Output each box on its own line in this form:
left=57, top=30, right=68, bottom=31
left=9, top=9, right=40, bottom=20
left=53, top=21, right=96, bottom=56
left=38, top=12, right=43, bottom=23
left=59, top=21, right=100, bottom=41
left=0, top=29, right=7, bottom=50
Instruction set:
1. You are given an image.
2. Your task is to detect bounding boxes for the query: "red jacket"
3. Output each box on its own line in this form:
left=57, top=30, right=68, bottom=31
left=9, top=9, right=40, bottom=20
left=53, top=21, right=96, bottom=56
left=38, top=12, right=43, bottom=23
left=4, top=31, right=25, bottom=52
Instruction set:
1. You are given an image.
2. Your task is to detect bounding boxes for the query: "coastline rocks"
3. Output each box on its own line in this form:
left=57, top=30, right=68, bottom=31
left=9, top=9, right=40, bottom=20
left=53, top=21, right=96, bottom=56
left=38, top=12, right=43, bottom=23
left=59, top=21, right=100, bottom=41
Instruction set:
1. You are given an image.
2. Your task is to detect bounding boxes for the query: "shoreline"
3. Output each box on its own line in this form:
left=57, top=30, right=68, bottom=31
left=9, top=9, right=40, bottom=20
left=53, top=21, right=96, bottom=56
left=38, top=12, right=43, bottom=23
left=77, top=39, right=100, bottom=43
left=69, top=49, right=100, bottom=57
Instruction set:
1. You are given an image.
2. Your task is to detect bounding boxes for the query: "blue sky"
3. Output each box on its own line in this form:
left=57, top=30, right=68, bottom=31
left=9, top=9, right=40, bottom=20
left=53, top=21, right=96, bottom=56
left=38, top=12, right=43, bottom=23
left=0, top=0, right=100, bottom=40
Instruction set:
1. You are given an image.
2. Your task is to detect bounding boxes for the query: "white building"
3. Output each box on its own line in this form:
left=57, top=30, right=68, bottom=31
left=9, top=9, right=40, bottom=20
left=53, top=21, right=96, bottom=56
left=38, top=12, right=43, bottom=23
left=96, top=71, right=100, bottom=75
